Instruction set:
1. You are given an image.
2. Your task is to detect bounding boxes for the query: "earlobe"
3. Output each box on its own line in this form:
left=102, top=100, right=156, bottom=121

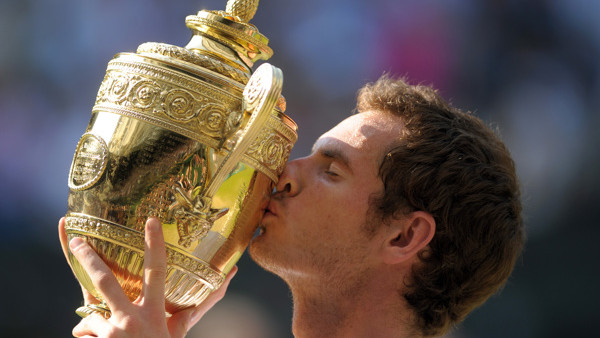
left=383, top=211, right=436, bottom=265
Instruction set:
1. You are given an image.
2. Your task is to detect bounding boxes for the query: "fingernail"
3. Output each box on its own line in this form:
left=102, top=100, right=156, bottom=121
left=69, top=237, right=85, bottom=251
left=146, top=218, right=161, bottom=231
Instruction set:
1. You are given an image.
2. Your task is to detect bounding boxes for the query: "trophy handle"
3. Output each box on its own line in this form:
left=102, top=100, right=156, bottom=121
left=203, top=63, right=283, bottom=198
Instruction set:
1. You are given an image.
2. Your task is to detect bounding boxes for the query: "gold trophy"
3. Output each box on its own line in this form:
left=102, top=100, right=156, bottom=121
left=64, top=0, right=297, bottom=318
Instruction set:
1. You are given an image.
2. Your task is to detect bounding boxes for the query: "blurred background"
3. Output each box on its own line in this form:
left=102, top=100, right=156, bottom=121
left=1, top=0, right=599, bottom=337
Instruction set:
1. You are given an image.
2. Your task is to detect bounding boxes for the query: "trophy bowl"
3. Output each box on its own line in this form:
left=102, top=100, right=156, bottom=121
left=64, top=0, right=297, bottom=318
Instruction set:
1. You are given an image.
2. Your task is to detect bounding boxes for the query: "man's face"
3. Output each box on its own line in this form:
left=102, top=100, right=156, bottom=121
left=249, top=110, right=404, bottom=283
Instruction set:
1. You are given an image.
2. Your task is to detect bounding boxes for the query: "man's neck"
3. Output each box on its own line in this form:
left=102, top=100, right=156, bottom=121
left=286, top=271, right=421, bottom=338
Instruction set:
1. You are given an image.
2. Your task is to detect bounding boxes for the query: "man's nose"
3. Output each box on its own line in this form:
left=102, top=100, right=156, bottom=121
left=274, top=159, right=300, bottom=197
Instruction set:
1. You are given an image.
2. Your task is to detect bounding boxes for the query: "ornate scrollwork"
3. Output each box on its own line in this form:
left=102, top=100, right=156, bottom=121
left=246, top=129, right=293, bottom=175
left=93, top=60, right=244, bottom=147
left=107, top=75, right=130, bottom=103
left=198, top=104, right=230, bottom=137
left=162, top=89, right=198, bottom=122
left=97, top=72, right=205, bottom=125
left=65, top=214, right=224, bottom=287
left=130, top=80, right=161, bottom=109
left=262, top=134, right=289, bottom=168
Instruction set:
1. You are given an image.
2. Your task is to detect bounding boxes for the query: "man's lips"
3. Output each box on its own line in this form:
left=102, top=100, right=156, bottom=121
left=263, top=200, right=279, bottom=217
left=257, top=201, right=278, bottom=237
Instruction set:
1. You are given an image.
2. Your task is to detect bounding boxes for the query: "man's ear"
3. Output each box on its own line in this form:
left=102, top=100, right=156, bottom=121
left=382, top=211, right=436, bottom=265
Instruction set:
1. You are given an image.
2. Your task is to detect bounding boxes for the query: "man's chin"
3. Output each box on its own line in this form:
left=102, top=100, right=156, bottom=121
left=248, top=240, right=268, bottom=268
left=248, top=235, right=278, bottom=271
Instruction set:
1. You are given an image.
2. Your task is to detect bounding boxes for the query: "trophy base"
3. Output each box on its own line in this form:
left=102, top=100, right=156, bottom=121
left=76, top=303, right=111, bottom=319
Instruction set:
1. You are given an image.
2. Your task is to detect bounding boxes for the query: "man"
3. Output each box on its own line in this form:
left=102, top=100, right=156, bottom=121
left=60, top=75, right=524, bottom=337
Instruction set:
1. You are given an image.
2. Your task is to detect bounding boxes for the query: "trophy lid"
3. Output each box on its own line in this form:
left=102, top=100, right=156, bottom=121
left=185, top=0, right=272, bottom=69
left=136, top=0, right=273, bottom=86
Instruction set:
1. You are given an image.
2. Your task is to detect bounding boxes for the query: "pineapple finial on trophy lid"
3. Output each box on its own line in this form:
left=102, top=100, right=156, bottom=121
left=225, top=0, right=259, bottom=23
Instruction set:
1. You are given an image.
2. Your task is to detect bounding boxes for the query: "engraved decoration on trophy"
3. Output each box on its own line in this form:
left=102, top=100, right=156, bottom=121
left=64, top=0, right=297, bottom=319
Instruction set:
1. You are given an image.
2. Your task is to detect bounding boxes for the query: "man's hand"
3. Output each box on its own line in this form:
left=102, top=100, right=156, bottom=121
left=58, top=217, right=237, bottom=338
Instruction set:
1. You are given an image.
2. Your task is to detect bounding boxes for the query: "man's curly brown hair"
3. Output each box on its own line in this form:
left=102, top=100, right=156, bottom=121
left=357, top=75, right=524, bottom=336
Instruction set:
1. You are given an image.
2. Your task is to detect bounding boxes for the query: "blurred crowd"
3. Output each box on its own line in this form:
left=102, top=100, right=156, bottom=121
left=1, top=0, right=598, bottom=337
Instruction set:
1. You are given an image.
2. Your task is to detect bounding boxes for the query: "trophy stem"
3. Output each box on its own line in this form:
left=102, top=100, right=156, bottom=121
left=76, top=302, right=112, bottom=319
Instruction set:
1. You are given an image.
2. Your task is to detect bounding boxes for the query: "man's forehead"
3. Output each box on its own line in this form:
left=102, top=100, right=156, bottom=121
left=317, top=112, right=402, bottom=150
left=313, top=129, right=364, bottom=153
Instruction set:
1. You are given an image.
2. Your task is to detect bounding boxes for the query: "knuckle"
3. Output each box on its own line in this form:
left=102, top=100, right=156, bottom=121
left=94, top=271, right=115, bottom=290
left=146, top=267, right=167, bottom=279
left=76, top=241, right=94, bottom=256
left=71, top=244, right=89, bottom=260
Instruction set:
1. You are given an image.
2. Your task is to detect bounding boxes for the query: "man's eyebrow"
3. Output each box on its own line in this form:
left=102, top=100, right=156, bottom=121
left=312, top=142, right=353, bottom=173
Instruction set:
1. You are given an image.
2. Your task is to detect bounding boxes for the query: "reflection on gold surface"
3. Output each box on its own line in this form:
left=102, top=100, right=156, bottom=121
left=65, top=0, right=297, bottom=317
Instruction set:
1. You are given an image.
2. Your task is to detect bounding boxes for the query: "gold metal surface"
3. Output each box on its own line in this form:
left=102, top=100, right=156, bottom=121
left=65, top=0, right=297, bottom=317
left=185, top=0, right=272, bottom=69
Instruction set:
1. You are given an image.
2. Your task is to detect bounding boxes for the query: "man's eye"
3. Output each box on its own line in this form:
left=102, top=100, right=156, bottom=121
left=325, top=163, right=341, bottom=177
left=325, top=170, right=339, bottom=177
